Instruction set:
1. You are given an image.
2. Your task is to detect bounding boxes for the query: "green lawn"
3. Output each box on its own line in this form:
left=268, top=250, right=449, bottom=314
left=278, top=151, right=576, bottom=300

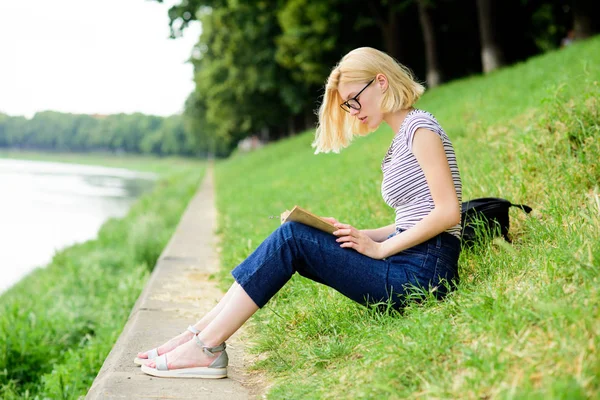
left=214, top=37, right=600, bottom=398
left=0, top=154, right=205, bottom=399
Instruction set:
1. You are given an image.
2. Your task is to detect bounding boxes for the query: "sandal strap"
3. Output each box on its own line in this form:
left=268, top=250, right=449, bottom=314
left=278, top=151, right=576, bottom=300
left=155, top=354, right=169, bottom=371
left=194, top=335, right=226, bottom=356
left=147, top=348, right=159, bottom=359
left=187, top=325, right=201, bottom=335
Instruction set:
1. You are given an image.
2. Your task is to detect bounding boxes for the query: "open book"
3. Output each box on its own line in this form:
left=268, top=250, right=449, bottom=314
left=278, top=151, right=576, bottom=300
left=280, top=205, right=337, bottom=234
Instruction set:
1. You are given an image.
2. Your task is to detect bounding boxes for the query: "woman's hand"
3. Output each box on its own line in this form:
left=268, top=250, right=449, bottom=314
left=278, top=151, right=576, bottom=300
left=321, top=216, right=339, bottom=225
left=333, top=222, right=385, bottom=259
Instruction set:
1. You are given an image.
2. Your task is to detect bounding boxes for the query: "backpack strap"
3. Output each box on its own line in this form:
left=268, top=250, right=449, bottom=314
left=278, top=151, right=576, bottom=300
left=510, top=203, right=532, bottom=214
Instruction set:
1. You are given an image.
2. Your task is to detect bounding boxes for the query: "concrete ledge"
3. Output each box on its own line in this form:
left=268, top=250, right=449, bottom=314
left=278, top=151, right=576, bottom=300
left=86, top=166, right=250, bottom=399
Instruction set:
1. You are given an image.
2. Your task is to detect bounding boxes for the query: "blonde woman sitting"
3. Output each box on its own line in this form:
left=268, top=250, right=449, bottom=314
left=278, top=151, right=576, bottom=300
left=138, top=47, right=462, bottom=379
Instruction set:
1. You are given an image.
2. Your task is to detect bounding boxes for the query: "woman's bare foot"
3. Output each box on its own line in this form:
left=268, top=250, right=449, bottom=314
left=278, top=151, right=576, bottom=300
left=136, top=328, right=197, bottom=361
left=145, top=337, right=220, bottom=369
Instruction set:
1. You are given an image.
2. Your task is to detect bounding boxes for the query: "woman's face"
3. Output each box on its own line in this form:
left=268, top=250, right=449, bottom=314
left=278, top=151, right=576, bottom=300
left=338, top=75, right=386, bottom=129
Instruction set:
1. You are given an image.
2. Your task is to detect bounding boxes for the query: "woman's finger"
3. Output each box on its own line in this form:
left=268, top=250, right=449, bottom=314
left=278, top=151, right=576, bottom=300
left=336, top=235, right=355, bottom=243
left=340, top=227, right=359, bottom=238
left=322, top=217, right=338, bottom=224
left=333, top=228, right=352, bottom=236
left=334, top=223, right=352, bottom=229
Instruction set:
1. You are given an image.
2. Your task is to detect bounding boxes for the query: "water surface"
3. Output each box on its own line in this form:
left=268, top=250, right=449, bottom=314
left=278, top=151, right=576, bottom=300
left=0, top=158, right=156, bottom=293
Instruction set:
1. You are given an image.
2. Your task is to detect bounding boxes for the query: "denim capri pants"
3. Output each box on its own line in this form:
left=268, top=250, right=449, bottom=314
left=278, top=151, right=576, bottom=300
left=232, top=221, right=461, bottom=310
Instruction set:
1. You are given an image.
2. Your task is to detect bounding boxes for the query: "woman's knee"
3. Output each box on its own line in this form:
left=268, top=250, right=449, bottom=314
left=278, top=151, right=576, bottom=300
left=277, top=221, right=309, bottom=240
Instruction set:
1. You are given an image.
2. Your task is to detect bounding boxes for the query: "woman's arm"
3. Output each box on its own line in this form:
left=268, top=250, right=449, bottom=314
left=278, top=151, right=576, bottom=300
left=360, top=224, right=396, bottom=242
left=378, top=128, right=460, bottom=258
left=333, top=128, right=460, bottom=259
left=323, top=219, right=395, bottom=242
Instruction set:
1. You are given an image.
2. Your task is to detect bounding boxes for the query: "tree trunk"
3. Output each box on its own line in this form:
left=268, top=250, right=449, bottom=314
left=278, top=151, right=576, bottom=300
left=288, top=115, right=295, bottom=136
left=294, top=113, right=305, bottom=133
left=476, top=0, right=505, bottom=73
left=417, top=0, right=442, bottom=87
left=260, top=126, right=269, bottom=142
left=382, top=13, right=401, bottom=61
left=368, top=3, right=402, bottom=60
left=304, top=109, right=316, bottom=131
left=572, top=0, right=596, bottom=39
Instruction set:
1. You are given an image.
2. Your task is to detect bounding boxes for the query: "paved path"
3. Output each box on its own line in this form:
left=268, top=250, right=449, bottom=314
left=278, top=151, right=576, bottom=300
left=87, top=165, right=255, bottom=399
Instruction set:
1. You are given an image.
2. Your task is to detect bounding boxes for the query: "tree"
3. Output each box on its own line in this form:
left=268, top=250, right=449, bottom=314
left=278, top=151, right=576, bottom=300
left=152, top=0, right=225, bottom=38
left=0, top=111, right=204, bottom=157
left=182, top=91, right=225, bottom=157
left=152, top=0, right=589, bottom=152
left=276, top=0, right=343, bottom=86
left=364, top=1, right=416, bottom=62
left=476, top=0, right=505, bottom=73
left=571, top=0, right=598, bottom=39
left=417, top=0, right=442, bottom=87
left=190, top=1, right=308, bottom=152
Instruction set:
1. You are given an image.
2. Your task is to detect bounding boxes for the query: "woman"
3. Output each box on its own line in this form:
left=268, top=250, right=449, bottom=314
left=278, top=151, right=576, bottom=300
left=139, top=47, right=462, bottom=379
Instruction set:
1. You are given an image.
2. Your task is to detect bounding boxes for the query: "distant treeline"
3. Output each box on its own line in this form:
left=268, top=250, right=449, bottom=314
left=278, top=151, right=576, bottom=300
left=0, top=111, right=222, bottom=157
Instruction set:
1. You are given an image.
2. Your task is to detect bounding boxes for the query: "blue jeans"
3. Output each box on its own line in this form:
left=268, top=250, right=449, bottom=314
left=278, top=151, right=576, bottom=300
left=232, top=221, right=460, bottom=310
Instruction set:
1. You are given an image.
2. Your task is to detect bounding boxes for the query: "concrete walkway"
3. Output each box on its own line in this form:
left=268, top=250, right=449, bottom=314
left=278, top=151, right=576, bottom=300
left=87, top=165, right=255, bottom=399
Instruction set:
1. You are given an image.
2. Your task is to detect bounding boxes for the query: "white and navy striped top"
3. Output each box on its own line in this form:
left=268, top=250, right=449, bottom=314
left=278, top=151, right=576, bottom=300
left=381, top=109, right=462, bottom=238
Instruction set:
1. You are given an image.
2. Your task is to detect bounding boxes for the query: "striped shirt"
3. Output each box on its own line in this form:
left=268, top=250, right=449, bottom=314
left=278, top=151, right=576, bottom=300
left=381, top=109, right=462, bottom=238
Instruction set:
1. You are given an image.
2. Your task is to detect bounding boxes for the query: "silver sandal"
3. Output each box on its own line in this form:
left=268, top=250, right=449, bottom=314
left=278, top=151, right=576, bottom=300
left=140, top=336, right=228, bottom=379
left=133, top=325, right=201, bottom=366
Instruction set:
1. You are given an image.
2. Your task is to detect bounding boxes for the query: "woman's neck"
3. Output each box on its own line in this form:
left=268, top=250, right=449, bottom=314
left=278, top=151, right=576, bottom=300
left=384, top=107, right=414, bottom=134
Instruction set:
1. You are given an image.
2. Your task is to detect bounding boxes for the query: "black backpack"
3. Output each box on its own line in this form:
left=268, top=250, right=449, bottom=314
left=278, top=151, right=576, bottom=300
left=461, top=197, right=532, bottom=245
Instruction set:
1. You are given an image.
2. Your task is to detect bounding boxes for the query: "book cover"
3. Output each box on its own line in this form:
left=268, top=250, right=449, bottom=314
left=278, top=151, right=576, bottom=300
left=280, top=205, right=337, bottom=234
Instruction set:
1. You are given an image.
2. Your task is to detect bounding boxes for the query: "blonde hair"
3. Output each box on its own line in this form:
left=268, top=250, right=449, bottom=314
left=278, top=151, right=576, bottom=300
left=313, top=47, right=425, bottom=154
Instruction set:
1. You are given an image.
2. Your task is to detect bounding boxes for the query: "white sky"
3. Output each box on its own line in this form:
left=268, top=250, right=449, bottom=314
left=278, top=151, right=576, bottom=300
left=0, top=0, right=202, bottom=118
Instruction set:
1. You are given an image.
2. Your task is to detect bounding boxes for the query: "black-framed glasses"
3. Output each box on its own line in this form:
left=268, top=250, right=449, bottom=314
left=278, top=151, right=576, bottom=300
left=340, top=79, right=375, bottom=113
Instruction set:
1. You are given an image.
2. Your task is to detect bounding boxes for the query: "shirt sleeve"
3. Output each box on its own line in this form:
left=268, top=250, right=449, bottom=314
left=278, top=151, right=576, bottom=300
left=404, top=113, right=444, bottom=152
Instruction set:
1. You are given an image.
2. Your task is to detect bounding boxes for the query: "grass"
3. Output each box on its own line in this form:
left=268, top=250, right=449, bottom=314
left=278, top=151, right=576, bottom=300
left=214, top=36, right=600, bottom=398
left=0, top=154, right=205, bottom=398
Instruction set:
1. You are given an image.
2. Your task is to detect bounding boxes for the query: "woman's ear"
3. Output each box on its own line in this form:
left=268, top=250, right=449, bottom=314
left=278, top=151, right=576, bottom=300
left=376, top=73, right=388, bottom=92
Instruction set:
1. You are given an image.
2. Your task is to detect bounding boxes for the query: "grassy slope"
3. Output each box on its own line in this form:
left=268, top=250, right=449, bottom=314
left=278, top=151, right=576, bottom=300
left=215, top=37, right=600, bottom=399
left=0, top=155, right=205, bottom=398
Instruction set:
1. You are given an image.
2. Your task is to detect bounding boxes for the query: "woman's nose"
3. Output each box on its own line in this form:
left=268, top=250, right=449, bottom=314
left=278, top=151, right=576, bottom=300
left=350, top=108, right=359, bottom=116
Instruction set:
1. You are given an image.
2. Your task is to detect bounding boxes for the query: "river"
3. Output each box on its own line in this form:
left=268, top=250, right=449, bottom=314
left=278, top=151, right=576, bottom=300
left=0, top=158, right=156, bottom=294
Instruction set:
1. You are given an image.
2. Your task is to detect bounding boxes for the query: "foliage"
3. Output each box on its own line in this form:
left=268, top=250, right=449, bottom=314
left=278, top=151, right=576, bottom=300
left=3, top=1, right=591, bottom=157
left=159, top=0, right=593, bottom=155
left=191, top=1, right=301, bottom=148
left=0, top=157, right=205, bottom=399
left=0, top=111, right=213, bottom=157
left=214, top=37, right=600, bottom=398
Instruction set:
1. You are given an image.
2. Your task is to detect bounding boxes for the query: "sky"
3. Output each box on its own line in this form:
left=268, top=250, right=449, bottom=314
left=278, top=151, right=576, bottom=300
left=0, top=0, right=202, bottom=118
